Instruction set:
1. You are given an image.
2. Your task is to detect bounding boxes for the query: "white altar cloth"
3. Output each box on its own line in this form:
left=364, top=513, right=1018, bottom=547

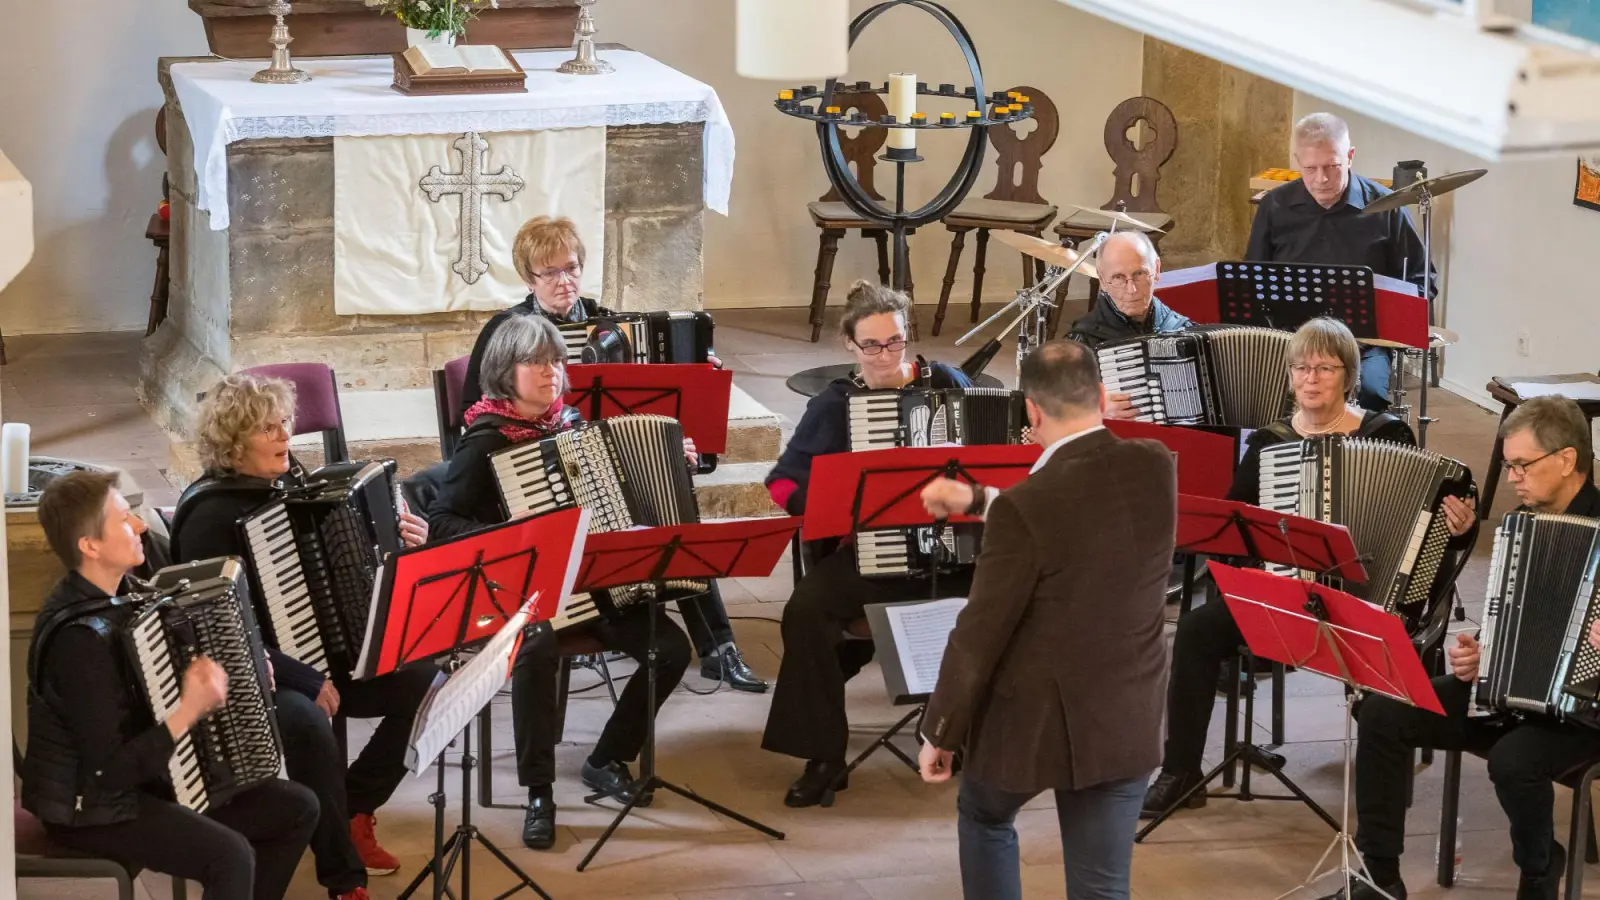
left=169, top=49, right=735, bottom=230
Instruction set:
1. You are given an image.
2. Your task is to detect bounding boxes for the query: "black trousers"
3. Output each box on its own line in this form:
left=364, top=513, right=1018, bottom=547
left=761, top=545, right=973, bottom=763
left=276, top=662, right=436, bottom=892
left=1355, top=675, right=1600, bottom=876
left=677, top=580, right=737, bottom=660
left=45, top=780, right=318, bottom=900
left=1159, top=592, right=1241, bottom=776
left=511, top=601, right=692, bottom=788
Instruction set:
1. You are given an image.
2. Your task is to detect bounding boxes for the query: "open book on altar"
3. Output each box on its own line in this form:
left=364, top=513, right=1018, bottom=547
left=402, top=44, right=516, bottom=75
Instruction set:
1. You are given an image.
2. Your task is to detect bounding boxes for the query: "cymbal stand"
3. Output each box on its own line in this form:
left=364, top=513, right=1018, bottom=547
left=956, top=231, right=1108, bottom=371
left=1415, top=188, right=1438, bottom=448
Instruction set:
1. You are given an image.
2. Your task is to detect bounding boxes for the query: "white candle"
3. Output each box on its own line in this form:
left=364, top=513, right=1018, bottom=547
left=2, top=422, right=30, bottom=497
left=887, top=72, right=917, bottom=152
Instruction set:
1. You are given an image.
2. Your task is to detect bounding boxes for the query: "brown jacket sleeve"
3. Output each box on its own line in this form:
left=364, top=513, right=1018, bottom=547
left=923, top=492, right=1041, bottom=751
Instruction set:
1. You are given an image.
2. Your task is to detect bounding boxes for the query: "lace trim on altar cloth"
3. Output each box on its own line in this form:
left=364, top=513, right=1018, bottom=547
left=220, top=101, right=716, bottom=142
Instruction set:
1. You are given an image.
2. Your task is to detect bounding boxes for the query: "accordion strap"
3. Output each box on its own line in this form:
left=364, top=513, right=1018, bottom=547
left=170, top=475, right=280, bottom=559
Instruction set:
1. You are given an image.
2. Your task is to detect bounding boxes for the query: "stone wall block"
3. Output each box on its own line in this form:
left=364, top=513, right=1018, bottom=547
left=227, top=139, right=336, bottom=235
left=229, top=230, right=342, bottom=334
left=424, top=329, right=480, bottom=368
left=166, top=104, right=198, bottom=201
left=617, top=213, right=704, bottom=312
left=233, top=333, right=431, bottom=391
left=602, top=214, right=622, bottom=304
left=605, top=124, right=705, bottom=214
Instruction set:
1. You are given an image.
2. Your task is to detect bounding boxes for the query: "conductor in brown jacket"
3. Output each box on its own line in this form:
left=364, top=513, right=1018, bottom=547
left=918, top=340, right=1176, bottom=900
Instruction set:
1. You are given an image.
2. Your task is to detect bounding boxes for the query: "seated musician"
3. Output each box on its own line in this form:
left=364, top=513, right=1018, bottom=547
left=23, top=470, right=318, bottom=900
left=1246, top=113, right=1434, bottom=413
left=458, top=215, right=762, bottom=692
left=1063, top=231, right=1192, bottom=421
left=171, top=373, right=436, bottom=898
left=761, top=280, right=976, bottom=807
left=427, top=312, right=697, bottom=850
left=1140, top=317, right=1476, bottom=819
left=1329, top=396, right=1600, bottom=900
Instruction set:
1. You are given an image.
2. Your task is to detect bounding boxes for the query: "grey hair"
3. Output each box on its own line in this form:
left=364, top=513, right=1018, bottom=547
left=1293, top=112, right=1351, bottom=151
left=1102, top=230, right=1159, bottom=271
left=1502, top=395, right=1594, bottom=475
left=480, top=313, right=570, bottom=401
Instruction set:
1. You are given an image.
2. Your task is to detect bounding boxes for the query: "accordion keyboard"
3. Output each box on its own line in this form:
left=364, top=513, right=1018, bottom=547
left=239, top=503, right=328, bottom=675
left=1096, top=343, right=1167, bottom=423
left=848, top=393, right=906, bottom=452
left=128, top=612, right=208, bottom=811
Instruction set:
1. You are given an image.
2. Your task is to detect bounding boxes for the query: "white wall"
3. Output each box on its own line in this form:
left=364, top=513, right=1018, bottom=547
left=0, top=0, right=1141, bottom=333
left=1291, top=92, right=1600, bottom=410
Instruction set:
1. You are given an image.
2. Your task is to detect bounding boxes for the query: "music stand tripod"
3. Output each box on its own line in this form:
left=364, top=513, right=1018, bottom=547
left=572, top=517, right=801, bottom=872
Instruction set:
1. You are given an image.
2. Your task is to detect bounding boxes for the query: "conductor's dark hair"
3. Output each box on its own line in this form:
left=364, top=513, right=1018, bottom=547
left=1019, top=340, right=1100, bottom=418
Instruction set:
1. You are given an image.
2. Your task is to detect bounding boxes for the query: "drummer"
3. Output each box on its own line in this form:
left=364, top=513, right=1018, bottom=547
left=1065, top=231, right=1192, bottom=420
left=1245, top=112, right=1435, bottom=413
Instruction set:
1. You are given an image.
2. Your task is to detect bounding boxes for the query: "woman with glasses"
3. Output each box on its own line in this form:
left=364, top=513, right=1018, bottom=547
left=1140, top=317, right=1475, bottom=819
left=427, top=313, right=694, bottom=851
left=170, top=372, right=436, bottom=899
left=761, top=280, right=976, bottom=808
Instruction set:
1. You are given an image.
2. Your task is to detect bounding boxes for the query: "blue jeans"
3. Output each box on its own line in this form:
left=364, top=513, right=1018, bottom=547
left=1358, top=345, right=1392, bottom=412
left=956, top=772, right=1149, bottom=900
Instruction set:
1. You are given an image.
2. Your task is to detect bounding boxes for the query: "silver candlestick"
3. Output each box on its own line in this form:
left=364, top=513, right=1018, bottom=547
left=252, top=0, right=311, bottom=85
left=557, top=0, right=614, bottom=75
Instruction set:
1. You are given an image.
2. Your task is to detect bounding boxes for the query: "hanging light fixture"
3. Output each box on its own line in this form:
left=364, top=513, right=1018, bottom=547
left=736, top=0, right=850, bottom=81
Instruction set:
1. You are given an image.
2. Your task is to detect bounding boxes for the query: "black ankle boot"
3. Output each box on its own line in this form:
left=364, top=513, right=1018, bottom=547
left=1140, top=770, right=1207, bottom=819
left=784, top=759, right=848, bottom=808
left=521, top=795, right=556, bottom=850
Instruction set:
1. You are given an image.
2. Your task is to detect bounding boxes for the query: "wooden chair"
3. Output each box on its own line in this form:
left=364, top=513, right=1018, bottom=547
left=806, top=91, right=918, bottom=343
left=932, top=86, right=1061, bottom=337
left=432, top=355, right=472, bottom=460
left=1478, top=375, right=1600, bottom=519
left=1049, top=96, right=1179, bottom=338
left=147, top=107, right=172, bottom=336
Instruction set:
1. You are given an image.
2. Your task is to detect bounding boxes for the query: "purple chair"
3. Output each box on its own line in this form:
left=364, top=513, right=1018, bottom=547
left=241, top=363, right=350, bottom=464
left=433, top=355, right=471, bottom=460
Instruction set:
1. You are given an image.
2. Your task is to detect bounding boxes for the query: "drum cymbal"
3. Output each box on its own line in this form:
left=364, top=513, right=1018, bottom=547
left=991, top=230, right=1098, bottom=279
left=1362, top=169, right=1487, bottom=214
left=1066, top=204, right=1167, bottom=233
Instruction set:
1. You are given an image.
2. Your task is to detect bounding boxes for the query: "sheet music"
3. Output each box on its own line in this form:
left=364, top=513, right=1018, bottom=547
left=1509, top=381, right=1600, bottom=401
left=886, top=598, right=968, bottom=696
left=404, top=598, right=537, bottom=774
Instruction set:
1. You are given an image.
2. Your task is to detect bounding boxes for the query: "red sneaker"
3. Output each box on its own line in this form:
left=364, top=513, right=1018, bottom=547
left=332, top=889, right=369, bottom=900
left=349, top=814, right=401, bottom=875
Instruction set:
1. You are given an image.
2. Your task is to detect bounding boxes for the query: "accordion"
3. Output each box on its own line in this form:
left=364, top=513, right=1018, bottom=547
left=846, top=387, right=1028, bottom=578
left=237, top=460, right=403, bottom=679
left=1258, top=436, right=1473, bottom=634
left=490, top=414, right=700, bottom=628
left=1096, top=325, right=1293, bottom=428
left=1477, top=512, right=1600, bottom=726
left=125, top=558, right=283, bottom=813
left=557, top=311, right=714, bottom=365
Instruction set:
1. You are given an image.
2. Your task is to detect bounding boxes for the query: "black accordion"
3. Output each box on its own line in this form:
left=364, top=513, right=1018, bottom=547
left=489, top=413, right=700, bottom=628
left=846, top=387, right=1028, bottom=578
left=237, top=460, right=403, bottom=679
left=1477, top=512, right=1600, bottom=726
left=125, top=558, right=282, bottom=813
left=557, top=311, right=714, bottom=365
left=1096, top=325, right=1293, bottom=428
left=1257, top=436, right=1473, bottom=634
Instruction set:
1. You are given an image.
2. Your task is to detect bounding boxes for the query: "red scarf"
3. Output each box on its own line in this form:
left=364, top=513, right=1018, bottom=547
left=463, top=397, right=570, bottom=444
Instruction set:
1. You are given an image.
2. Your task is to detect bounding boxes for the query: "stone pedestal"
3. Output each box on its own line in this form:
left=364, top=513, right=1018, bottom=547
left=1141, top=39, right=1293, bottom=269
left=140, top=56, right=709, bottom=440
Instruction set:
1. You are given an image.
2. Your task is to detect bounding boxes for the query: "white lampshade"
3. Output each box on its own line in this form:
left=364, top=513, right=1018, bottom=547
left=736, top=0, right=850, bottom=81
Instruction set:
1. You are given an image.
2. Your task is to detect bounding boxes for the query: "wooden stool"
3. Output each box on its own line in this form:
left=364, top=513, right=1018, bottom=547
left=146, top=107, right=171, bottom=336
left=1050, top=96, right=1178, bottom=337
left=932, top=86, right=1060, bottom=337
left=1479, top=375, right=1600, bottom=519
left=806, top=91, right=917, bottom=342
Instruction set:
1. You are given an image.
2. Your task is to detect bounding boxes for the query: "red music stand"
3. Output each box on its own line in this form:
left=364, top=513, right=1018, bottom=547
left=1104, top=419, right=1238, bottom=500
left=564, top=363, right=733, bottom=458
left=354, top=506, right=588, bottom=681
left=569, top=516, right=802, bottom=872
left=1177, top=494, right=1368, bottom=584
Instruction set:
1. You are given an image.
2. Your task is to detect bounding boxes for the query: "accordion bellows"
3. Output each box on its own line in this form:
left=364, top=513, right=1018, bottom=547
left=1258, top=435, right=1472, bottom=634
left=1478, top=512, right=1600, bottom=726
left=1097, top=325, right=1293, bottom=429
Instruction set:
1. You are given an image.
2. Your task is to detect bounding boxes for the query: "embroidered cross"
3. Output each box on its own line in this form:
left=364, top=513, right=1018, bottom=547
left=420, top=131, right=525, bottom=285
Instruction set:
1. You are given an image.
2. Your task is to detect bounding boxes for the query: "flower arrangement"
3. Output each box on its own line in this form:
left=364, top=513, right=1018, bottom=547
left=367, top=0, right=498, bottom=40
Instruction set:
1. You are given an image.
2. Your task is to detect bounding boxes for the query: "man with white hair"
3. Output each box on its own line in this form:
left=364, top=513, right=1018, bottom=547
left=1246, top=112, right=1433, bottom=412
left=1066, top=231, right=1192, bottom=419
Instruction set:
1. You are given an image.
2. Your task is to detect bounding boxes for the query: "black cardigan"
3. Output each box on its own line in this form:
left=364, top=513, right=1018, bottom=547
left=459, top=295, right=610, bottom=416
left=427, top=407, right=587, bottom=540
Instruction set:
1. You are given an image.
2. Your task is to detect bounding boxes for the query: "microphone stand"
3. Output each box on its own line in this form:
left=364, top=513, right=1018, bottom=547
left=956, top=232, right=1110, bottom=375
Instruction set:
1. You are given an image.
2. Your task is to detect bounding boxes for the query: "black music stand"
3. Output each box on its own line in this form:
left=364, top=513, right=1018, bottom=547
left=365, top=509, right=587, bottom=900
left=1209, top=562, right=1442, bottom=899
left=1215, top=262, right=1385, bottom=339
left=1137, top=497, right=1367, bottom=843
left=572, top=517, right=801, bottom=872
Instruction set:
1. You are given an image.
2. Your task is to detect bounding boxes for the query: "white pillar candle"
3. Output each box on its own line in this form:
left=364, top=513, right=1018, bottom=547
left=887, top=73, right=918, bottom=152
left=2, top=422, right=29, bottom=497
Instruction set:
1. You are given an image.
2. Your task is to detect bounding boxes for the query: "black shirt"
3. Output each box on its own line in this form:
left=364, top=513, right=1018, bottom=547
left=764, top=361, right=973, bottom=516
left=1066, top=292, right=1193, bottom=350
left=459, top=295, right=610, bottom=416
left=426, top=407, right=587, bottom=540
left=1246, top=174, right=1435, bottom=298
left=1227, top=411, right=1415, bottom=506
left=1539, top=479, right=1600, bottom=518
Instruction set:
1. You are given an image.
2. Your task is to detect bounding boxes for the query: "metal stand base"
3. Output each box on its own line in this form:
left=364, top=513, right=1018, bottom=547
left=831, top=706, right=924, bottom=791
